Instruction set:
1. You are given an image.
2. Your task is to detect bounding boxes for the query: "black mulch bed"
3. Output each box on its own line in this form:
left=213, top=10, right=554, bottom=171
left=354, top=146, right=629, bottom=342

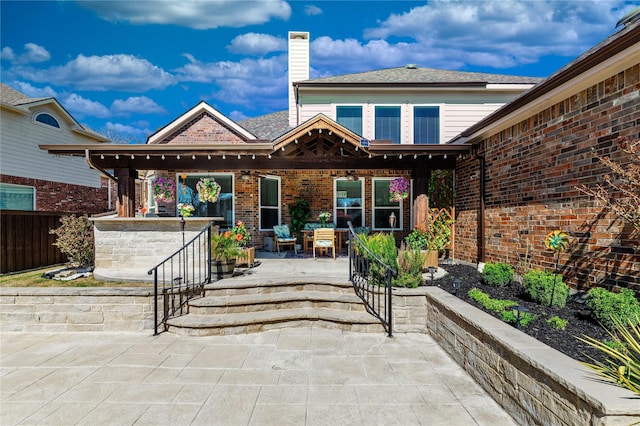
left=434, top=263, right=610, bottom=365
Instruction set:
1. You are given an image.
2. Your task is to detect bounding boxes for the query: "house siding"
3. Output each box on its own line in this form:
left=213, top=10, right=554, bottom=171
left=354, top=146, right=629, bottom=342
left=455, top=64, right=640, bottom=292
left=0, top=104, right=102, bottom=188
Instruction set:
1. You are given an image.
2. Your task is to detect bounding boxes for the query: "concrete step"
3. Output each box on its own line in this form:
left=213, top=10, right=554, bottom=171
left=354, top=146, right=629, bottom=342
left=189, top=290, right=366, bottom=315
left=166, top=308, right=385, bottom=336
left=203, top=280, right=355, bottom=296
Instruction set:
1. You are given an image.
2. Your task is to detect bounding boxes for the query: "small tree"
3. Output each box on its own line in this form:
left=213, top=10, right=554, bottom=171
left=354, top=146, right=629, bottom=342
left=577, top=137, right=640, bottom=232
left=49, top=214, right=94, bottom=267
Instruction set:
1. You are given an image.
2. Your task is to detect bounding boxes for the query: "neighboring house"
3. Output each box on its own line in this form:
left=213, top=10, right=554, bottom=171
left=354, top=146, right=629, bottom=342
left=0, top=83, right=110, bottom=213
left=452, top=18, right=639, bottom=291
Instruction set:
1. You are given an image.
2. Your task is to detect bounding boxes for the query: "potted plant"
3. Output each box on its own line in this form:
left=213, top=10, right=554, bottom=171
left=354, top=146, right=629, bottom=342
left=210, top=230, right=243, bottom=278
left=318, top=211, right=332, bottom=227
left=403, top=225, right=452, bottom=269
left=288, top=198, right=310, bottom=245
left=231, top=221, right=255, bottom=267
left=389, top=176, right=410, bottom=202
left=152, top=177, right=176, bottom=203
left=177, top=203, right=194, bottom=217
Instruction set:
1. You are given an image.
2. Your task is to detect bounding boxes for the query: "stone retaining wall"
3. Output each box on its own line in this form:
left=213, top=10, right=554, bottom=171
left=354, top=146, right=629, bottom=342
left=0, top=288, right=155, bottom=332
left=394, top=286, right=640, bottom=426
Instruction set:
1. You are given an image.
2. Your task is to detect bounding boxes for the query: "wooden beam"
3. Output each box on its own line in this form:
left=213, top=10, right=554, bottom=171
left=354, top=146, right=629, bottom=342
left=115, top=168, right=137, bottom=217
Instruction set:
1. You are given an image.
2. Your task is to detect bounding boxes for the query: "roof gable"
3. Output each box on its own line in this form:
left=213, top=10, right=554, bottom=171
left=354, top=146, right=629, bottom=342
left=147, top=101, right=260, bottom=144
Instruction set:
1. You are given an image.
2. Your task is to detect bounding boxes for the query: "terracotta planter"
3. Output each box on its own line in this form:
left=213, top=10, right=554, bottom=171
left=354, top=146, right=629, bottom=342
left=235, top=247, right=255, bottom=267
left=213, top=259, right=236, bottom=278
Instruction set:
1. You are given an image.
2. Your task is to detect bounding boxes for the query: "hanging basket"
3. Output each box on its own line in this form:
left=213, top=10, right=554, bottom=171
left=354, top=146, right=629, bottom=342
left=152, top=177, right=175, bottom=203
left=196, top=178, right=221, bottom=203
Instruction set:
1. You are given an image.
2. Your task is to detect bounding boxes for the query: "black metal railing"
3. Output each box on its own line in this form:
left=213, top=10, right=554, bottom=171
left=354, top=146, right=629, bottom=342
left=347, top=221, right=396, bottom=337
left=147, top=219, right=216, bottom=335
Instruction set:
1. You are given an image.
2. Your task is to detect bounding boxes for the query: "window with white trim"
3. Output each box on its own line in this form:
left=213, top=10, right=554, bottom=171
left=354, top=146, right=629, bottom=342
left=334, top=178, right=364, bottom=229
left=0, top=183, right=35, bottom=210
left=375, top=106, right=401, bottom=144
left=34, top=112, right=60, bottom=129
left=372, top=178, right=402, bottom=230
left=414, top=106, right=440, bottom=144
left=336, top=106, right=362, bottom=135
left=177, top=173, right=234, bottom=227
left=259, top=176, right=280, bottom=230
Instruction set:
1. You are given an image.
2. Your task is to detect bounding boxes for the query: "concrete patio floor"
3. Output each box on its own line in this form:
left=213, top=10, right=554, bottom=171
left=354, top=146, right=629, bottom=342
left=0, top=327, right=516, bottom=425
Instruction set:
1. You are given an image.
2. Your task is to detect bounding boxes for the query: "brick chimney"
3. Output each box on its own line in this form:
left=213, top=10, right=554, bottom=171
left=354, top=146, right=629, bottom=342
left=288, top=31, right=309, bottom=127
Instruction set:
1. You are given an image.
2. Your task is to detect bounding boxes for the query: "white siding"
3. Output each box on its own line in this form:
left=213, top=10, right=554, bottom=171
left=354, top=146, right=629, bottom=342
left=442, top=104, right=503, bottom=141
left=288, top=32, right=310, bottom=126
left=0, top=105, right=102, bottom=187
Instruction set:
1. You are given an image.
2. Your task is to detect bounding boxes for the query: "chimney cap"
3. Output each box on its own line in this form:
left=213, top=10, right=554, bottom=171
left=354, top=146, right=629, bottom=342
left=405, top=64, right=418, bottom=69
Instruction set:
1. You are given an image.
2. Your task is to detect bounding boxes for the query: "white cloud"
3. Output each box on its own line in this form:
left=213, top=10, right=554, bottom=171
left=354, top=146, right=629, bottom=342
left=104, top=121, right=151, bottom=138
left=62, top=93, right=111, bottom=119
left=111, top=96, right=167, bottom=116
left=14, top=54, right=176, bottom=92
left=227, top=33, right=287, bottom=55
left=77, top=0, right=291, bottom=29
left=173, top=54, right=288, bottom=111
left=305, top=5, right=323, bottom=16
left=8, top=81, right=57, bottom=98
left=0, top=43, right=50, bottom=64
left=360, top=0, right=628, bottom=69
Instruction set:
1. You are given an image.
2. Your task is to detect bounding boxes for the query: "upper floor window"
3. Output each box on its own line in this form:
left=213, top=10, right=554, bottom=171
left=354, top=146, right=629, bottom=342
left=336, top=106, right=362, bottom=135
left=375, top=106, right=400, bottom=144
left=414, top=106, right=439, bottom=144
left=34, top=112, right=60, bottom=129
left=259, top=176, right=280, bottom=230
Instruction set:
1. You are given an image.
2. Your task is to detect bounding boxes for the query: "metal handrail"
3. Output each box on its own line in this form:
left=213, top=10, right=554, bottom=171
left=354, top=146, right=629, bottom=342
left=346, top=221, right=397, bottom=337
left=147, top=219, right=216, bottom=335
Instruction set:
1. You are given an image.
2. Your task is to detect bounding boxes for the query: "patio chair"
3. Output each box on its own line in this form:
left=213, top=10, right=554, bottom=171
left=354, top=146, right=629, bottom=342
left=313, top=228, right=336, bottom=259
left=273, top=224, right=297, bottom=254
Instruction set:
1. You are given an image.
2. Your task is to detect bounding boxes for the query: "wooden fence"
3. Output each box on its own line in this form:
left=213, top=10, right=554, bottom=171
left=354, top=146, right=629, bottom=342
left=1, top=210, right=68, bottom=274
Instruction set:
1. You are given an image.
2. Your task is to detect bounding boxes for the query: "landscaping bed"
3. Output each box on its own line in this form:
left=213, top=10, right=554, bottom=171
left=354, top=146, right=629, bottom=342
left=437, top=263, right=610, bottom=364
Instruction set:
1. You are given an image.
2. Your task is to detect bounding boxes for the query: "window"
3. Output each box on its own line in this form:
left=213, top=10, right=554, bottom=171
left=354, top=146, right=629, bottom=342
left=414, top=106, right=440, bottom=144
left=0, top=183, right=35, bottom=210
left=335, top=178, right=364, bottom=228
left=259, top=176, right=280, bottom=230
left=34, top=112, right=60, bottom=129
left=372, top=178, right=402, bottom=230
left=375, top=106, right=401, bottom=144
left=336, top=106, right=362, bottom=135
left=177, top=174, right=234, bottom=227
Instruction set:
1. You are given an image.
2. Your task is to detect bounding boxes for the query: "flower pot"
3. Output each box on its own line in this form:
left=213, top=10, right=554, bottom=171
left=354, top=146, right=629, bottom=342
left=235, top=247, right=255, bottom=267
left=213, top=259, right=236, bottom=278
left=421, top=250, right=439, bottom=269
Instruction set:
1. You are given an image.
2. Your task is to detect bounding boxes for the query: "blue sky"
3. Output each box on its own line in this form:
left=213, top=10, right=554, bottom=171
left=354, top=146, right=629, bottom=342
left=1, top=1, right=636, bottom=143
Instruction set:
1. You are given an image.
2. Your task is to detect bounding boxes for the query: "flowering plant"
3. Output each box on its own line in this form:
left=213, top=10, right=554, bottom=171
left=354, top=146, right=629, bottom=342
left=177, top=203, right=194, bottom=217
left=196, top=178, right=221, bottom=203
left=318, top=211, right=332, bottom=225
left=230, top=221, right=251, bottom=247
left=389, top=177, right=410, bottom=202
left=152, top=177, right=175, bottom=203
left=210, top=230, right=242, bottom=261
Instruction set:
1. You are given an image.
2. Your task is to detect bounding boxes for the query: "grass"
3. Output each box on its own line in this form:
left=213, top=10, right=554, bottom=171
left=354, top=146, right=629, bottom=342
left=0, top=266, right=149, bottom=287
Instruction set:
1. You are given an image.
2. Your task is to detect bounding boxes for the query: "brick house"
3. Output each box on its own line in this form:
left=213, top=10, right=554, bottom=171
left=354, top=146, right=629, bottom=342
left=1, top=83, right=111, bottom=214
left=452, top=20, right=639, bottom=292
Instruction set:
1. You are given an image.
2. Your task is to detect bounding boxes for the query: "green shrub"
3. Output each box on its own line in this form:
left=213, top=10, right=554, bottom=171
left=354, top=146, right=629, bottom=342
left=468, top=288, right=518, bottom=313
left=586, top=287, right=640, bottom=330
left=49, top=214, right=94, bottom=267
left=502, top=310, right=537, bottom=328
left=522, top=269, right=569, bottom=308
left=547, top=316, right=568, bottom=330
left=577, top=315, right=640, bottom=396
left=393, top=248, right=424, bottom=288
left=360, top=233, right=398, bottom=286
left=482, top=262, right=514, bottom=286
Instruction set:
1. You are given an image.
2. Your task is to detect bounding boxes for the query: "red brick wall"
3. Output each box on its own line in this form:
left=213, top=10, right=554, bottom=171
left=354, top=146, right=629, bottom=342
left=1, top=174, right=109, bottom=214
left=455, top=64, right=640, bottom=292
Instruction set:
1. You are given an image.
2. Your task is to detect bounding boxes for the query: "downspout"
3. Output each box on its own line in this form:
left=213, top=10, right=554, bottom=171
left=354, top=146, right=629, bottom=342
left=85, top=149, right=117, bottom=211
left=471, top=146, right=486, bottom=264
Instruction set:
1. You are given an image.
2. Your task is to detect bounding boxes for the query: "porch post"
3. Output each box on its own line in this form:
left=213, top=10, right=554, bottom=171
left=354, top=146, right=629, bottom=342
left=115, top=167, right=137, bottom=217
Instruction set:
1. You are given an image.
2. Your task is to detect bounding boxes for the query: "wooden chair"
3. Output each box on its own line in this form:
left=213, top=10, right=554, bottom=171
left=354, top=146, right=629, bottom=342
left=273, top=224, right=297, bottom=254
left=313, top=228, right=336, bottom=259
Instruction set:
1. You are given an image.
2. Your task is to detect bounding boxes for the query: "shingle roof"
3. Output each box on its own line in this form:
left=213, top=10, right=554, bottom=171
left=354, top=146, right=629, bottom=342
left=0, top=83, right=48, bottom=106
left=238, top=110, right=292, bottom=141
left=298, top=65, right=543, bottom=85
